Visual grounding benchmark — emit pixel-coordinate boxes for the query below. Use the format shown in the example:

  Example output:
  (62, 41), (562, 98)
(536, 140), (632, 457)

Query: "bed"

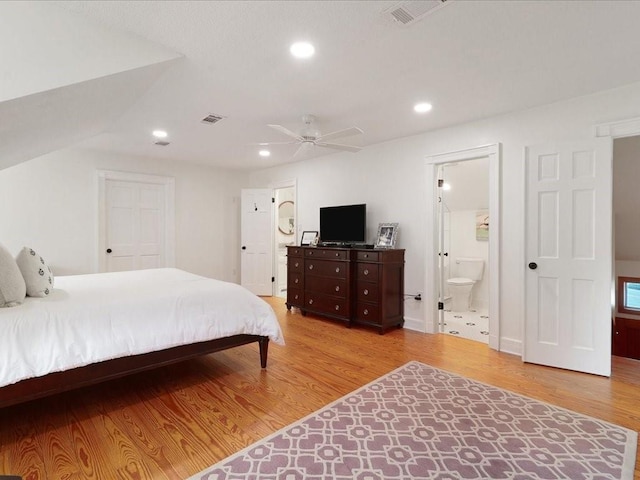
(0, 268), (284, 409)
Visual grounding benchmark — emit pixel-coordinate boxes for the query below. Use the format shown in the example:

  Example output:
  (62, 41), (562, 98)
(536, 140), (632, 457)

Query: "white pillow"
(0, 243), (26, 307)
(16, 247), (54, 297)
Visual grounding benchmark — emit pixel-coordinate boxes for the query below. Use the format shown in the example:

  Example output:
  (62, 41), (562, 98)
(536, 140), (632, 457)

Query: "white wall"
(0, 148), (247, 281)
(249, 80), (640, 355)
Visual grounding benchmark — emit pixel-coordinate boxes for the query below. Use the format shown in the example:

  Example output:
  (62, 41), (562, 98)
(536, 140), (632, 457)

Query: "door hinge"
(271, 276), (275, 282)
(438, 179), (444, 187)
(438, 302), (444, 310)
(272, 197), (275, 203)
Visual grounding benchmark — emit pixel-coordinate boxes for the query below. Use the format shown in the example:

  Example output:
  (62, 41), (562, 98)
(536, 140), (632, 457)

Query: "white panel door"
(525, 140), (612, 376)
(105, 180), (165, 272)
(240, 188), (273, 295)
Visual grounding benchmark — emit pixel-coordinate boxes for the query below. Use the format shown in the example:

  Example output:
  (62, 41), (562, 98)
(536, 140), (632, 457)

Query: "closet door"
(98, 171), (174, 273)
(105, 180), (165, 272)
(524, 140), (612, 376)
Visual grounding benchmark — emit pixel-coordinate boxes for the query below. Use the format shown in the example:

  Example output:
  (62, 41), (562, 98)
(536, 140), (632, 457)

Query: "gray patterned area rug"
(190, 361), (637, 479)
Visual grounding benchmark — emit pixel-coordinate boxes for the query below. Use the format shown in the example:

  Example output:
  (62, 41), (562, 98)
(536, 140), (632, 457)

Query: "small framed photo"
(301, 230), (318, 246)
(375, 223), (398, 249)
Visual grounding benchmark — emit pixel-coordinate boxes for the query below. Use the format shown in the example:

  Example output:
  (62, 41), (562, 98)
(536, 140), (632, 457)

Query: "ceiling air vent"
(201, 114), (225, 125)
(154, 140), (170, 146)
(384, 0), (450, 26)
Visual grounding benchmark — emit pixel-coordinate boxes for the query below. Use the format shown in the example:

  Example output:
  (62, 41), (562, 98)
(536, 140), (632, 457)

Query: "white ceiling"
(28, 1), (640, 170)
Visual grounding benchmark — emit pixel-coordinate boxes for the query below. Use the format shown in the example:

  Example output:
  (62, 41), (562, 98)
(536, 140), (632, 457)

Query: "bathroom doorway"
(424, 143), (500, 350)
(273, 184), (296, 298)
(437, 158), (490, 343)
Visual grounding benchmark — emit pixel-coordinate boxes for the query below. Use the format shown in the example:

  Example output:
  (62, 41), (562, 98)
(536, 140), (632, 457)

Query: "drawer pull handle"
(364, 269), (369, 275)
(294, 294), (299, 300)
(309, 299), (314, 305)
(335, 253), (339, 257)
(335, 305), (340, 311)
(364, 309), (369, 315)
(364, 254), (369, 258)
(364, 289), (369, 295)
(295, 262), (299, 267)
(335, 286), (340, 292)
(309, 251), (313, 255)
(309, 264), (314, 270)
(335, 267), (340, 273)
(294, 278), (299, 284)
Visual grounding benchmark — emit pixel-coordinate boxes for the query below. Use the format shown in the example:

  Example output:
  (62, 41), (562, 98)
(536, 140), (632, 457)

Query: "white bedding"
(0, 268), (284, 388)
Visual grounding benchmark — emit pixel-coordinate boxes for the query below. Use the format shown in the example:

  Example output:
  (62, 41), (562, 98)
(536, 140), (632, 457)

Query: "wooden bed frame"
(0, 334), (269, 409)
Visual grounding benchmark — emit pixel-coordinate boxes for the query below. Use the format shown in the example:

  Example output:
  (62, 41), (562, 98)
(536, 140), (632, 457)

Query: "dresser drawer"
(288, 257), (304, 272)
(305, 293), (349, 317)
(356, 282), (379, 302)
(355, 303), (380, 323)
(305, 248), (348, 260)
(287, 288), (303, 305)
(356, 251), (380, 262)
(357, 263), (379, 280)
(288, 247), (303, 257)
(306, 259), (348, 278)
(306, 276), (347, 298)
(288, 272), (304, 288)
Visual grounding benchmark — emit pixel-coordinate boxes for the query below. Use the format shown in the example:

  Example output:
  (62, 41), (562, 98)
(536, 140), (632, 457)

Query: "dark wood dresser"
(286, 246), (404, 334)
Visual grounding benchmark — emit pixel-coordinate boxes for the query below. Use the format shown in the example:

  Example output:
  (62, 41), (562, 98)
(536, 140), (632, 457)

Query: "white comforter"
(0, 268), (284, 388)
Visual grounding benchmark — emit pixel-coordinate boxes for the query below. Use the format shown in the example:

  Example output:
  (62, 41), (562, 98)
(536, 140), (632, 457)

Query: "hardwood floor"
(1, 297), (639, 479)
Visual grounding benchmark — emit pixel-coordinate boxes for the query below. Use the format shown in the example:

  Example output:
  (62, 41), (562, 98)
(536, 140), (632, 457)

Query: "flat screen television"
(319, 203), (366, 244)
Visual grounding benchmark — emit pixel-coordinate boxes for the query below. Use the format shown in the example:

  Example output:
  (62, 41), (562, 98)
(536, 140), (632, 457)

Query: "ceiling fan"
(258, 115), (363, 158)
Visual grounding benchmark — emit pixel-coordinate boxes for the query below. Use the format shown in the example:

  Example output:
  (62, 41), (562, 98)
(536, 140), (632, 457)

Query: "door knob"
(528, 262), (537, 270)
(106, 248), (112, 254)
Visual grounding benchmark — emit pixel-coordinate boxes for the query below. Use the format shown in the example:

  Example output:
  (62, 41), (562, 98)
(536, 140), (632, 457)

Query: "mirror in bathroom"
(278, 200), (295, 235)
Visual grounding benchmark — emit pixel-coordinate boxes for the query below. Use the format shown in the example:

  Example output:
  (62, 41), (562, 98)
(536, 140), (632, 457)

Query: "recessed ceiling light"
(259, 150), (271, 157)
(414, 102), (433, 113)
(290, 42), (315, 59)
(152, 130), (168, 138)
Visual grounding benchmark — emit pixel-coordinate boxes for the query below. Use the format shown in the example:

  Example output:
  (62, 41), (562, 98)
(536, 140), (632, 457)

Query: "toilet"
(447, 258), (484, 312)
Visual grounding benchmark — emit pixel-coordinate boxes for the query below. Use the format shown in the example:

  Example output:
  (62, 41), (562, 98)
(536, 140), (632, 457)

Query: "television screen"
(319, 204), (366, 244)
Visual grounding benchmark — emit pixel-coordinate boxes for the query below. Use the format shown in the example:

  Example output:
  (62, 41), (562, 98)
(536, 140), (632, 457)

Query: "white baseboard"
(403, 316), (426, 333)
(498, 336), (522, 356)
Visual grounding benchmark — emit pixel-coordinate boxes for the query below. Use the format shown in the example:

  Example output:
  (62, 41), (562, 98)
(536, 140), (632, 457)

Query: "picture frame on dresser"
(375, 223), (398, 249)
(300, 230), (318, 246)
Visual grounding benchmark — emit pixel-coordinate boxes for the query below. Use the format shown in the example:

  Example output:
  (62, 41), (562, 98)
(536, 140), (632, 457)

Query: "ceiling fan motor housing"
(300, 115), (320, 140)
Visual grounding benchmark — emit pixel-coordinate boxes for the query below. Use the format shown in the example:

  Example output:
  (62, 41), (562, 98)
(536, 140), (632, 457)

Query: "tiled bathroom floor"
(440, 308), (489, 343)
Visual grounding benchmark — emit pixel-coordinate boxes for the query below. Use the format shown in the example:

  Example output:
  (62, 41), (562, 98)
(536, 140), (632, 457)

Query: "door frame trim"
(270, 179), (297, 297)
(425, 144), (501, 350)
(97, 170), (175, 272)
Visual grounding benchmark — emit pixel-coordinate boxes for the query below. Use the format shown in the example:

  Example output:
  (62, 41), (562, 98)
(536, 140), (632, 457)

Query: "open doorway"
(612, 135), (640, 359)
(273, 185), (296, 298)
(438, 158), (490, 343)
(424, 144), (500, 351)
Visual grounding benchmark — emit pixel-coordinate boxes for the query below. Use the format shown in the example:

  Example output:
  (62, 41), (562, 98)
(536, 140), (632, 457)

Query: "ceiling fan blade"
(292, 142), (314, 159)
(316, 142), (362, 153)
(317, 126), (363, 142)
(251, 141), (298, 146)
(268, 124), (303, 141)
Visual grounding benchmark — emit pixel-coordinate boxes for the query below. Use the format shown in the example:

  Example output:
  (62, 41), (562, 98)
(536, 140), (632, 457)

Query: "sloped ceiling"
(5, 1), (640, 171)
(0, 2), (181, 170)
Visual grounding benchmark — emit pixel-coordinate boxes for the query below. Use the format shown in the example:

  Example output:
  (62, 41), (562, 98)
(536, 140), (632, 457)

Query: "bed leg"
(258, 337), (269, 368)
